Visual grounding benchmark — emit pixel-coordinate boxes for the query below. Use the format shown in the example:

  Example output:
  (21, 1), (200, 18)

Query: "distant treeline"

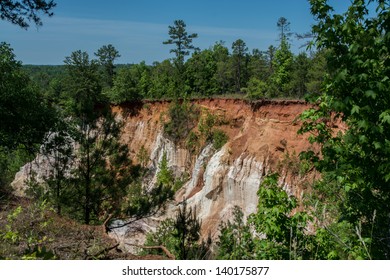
(23, 45), (326, 104)
(21, 17), (327, 103)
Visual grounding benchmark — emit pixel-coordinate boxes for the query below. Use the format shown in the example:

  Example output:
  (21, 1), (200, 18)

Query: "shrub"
(244, 77), (269, 100)
(212, 129), (228, 150)
(163, 101), (199, 145)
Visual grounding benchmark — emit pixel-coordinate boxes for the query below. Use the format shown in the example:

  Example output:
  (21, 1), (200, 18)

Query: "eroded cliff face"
(13, 99), (318, 248)
(109, 99), (317, 246)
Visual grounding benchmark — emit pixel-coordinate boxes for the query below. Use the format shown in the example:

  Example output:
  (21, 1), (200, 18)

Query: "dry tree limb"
(88, 243), (120, 259)
(102, 213), (114, 234)
(125, 243), (175, 260)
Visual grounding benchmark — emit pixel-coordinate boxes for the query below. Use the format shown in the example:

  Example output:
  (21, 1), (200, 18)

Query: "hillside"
(12, 98), (327, 253)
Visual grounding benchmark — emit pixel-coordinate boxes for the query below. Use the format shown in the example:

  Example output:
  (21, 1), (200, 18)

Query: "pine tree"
(61, 50), (134, 224)
(174, 199), (201, 260)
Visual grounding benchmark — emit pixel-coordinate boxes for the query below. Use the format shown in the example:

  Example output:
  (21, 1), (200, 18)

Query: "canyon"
(12, 98), (321, 250)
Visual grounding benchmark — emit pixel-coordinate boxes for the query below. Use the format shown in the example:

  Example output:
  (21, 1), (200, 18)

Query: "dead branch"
(125, 243), (175, 260)
(89, 243), (120, 259)
(102, 213), (113, 234)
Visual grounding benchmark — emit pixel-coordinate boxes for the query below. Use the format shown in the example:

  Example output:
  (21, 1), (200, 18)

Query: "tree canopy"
(299, 0), (390, 259)
(0, 0), (56, 29)
(163, 19), (199, 68)
(0, 42), (56, 151)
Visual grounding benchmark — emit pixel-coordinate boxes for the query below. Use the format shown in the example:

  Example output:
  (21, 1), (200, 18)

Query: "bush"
(106, 68), (142, 103)
(0, 201), (56, 260)
(163, 101), (199, 145)
(185, 131), (200, 154)
(212, 129), (228, 150)
(198, 112), (216, 141)
(244, 77), (268, 100)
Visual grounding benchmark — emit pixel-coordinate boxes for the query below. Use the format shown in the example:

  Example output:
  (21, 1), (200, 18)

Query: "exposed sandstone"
(13, 99), (317, 249)
(109, 99), (316, 245)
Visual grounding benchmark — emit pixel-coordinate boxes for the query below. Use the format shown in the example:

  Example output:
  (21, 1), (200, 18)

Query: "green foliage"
(244, 77), (269, 99)
(156, 152), (175, 190)
(163, 19), (198, 69)
(0, 146), (33, 197)
(123, 180), (174, 220)
(185, 48), (219, 96)
(197, 111), (229, 150)
(22, 65), (66, 96)
(0, 201), (56, 260)
(216, 206), (255, 260)
(17, 25), (329, 101)
(0, 42), (56, 151)
(163, 100), (200, 145)
(157, 152), (188, 193)
(122, 153), (175, 220)
(68, 116), (135, 224)
(216, 174), (312, 260)
(231, 39), (249, 92)
(0, 42), (57, 197)
(136, 145), (149, 168)
(39, 49), (137, 225)
(29, 121), (75, 215)
(212, 41), (233, 94)
(144, 199), (212, 260)
(248, 173), (311, 259)
(63, 50), (104, 119)
(290, 52), (310, 98)
(198, 111), (217, 140)
(185, 131), (200, 154)
(148, 60), (176, 98)
(305, 50), (327, 95)
(107, 67), (142, 103)
(174, 199), (212, 260)
(94, 44), (121, 88)
(163, 19), (199, 96)
(143, 218), (177, 256)
(247, 49), (269, 81)
(0, 0), (56, 29)
(298, 0), (390, 259)
(269, 38), (294, 97)
(173, 199), (201, 259)
(212, 129), (228, 150)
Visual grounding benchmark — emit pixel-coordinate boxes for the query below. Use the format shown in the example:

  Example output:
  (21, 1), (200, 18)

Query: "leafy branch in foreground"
(143, 199), (212, 260)
(298, 0), (390, 259)
(217, 174), (311, 260)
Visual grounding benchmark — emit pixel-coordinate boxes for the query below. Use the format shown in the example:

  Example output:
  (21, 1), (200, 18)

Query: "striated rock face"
(13, 99), (317, 246)
(110, 99), (316, 243)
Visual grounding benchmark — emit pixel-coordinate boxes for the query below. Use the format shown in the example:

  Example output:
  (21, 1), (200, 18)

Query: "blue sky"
(1, 0), (352, 65)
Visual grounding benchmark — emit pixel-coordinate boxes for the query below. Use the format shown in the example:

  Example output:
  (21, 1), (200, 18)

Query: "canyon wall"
(110, 99), (317, 247)
(13, 98), (319, 248)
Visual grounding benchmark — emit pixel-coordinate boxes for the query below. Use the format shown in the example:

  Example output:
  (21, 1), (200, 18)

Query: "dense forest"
(21, 22), (325, 103)
(1, 0), (390, 260)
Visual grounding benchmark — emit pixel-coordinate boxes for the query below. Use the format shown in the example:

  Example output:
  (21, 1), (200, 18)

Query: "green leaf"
(379, 112), (390, 124)
(335, 69), (348, 82)
(351, 105), (360, 115)
(364, 90), (376, 99)
(359, 135), (368, 143)
(357, 119), (369, 130)
(373, 141), (382, 150)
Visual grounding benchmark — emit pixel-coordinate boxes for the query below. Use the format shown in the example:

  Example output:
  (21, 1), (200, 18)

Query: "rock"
(13, 99), (316, 247)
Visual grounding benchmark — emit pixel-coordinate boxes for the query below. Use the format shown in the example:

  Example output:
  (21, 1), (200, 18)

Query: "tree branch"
(125, 243), (175, 260)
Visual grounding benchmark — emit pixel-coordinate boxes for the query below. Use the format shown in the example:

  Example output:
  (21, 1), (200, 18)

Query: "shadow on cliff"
(249, 99), (307, 112)
(118, 100), (144, 118)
